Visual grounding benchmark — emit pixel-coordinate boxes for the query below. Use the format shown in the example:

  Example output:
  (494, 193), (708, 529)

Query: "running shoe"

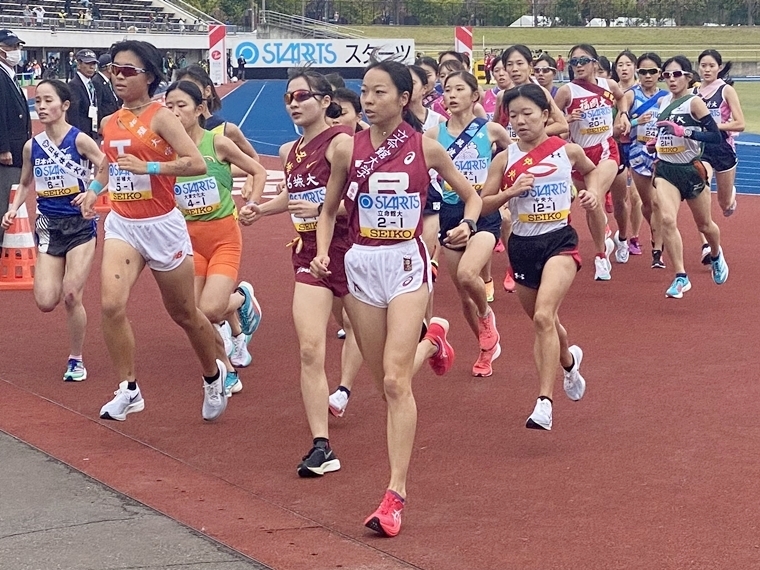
(202, 360), (228, 421)
(236, 281), (262, 336)
(329, 389), (349, 417)
(710, 248), (729, 285)
(503, 269), (516, 293)
(337, 328), (346, 339)
(493, 238), (505, 253)
(628, 237), (642, 256)
(484, 279), (495, 303)
(100, 381), (145, 421)
(701, 244), (712, 266)
(230, 333), (252, 368)
(526, 398), (552, 430)
(224, 370), (243, 397)
(297, 442), (341, 477)
(425, 317), (455, 376)
(215, 322), (234, 358)
(472, 343), (501, 377)
(613, 231), (629, 264)
(651, 250), (666, 269)
(665, 275), (692, 299)
(430, 259), (439, 283)
(364, 490), (405, 537)
(604, 190), (613, 214)
(477, 308), (499, 351)
(723, 186), (737, 217)
(594, 255), (611, 281)
(563, 345), (586, 401)
(63, 358), (87, 382)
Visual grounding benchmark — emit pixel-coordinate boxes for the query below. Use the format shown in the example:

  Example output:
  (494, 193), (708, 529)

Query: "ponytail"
(403, 106), (424, 133)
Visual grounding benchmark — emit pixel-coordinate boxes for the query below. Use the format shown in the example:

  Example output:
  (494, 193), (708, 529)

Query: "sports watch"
(460, 218), (477, 236)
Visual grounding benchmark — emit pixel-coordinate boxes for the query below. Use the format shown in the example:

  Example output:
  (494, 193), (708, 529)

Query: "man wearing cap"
(0, 29), (32, 246)
(67, 48), (101, 140)
(92, 53), (119, 122)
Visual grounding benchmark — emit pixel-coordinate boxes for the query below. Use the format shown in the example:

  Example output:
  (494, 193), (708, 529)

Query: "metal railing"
(2, 15), (207, 34)
(260, 10), (365, 39)
(154, 0), (221, 25)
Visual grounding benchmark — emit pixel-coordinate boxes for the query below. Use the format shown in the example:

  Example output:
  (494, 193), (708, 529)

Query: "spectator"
(78, 10), (86, 28)
(237, 55), (245, 80)
(56, 9), (68, 29)
(65, 51), (76, 81)
(84, 9), (93, 29)
(33, 5), (46, 27)
(179, 19), (186, 34)
(64, 0), (72, 15)
(91, 3), (101, 26)
(556, 54), (566, 81)
(67, 48), (100, 139)
(92, 53), (119, 120)
(23, 5), (33, 27)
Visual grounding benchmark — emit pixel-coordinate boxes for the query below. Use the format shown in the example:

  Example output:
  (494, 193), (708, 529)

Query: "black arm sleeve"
(689, 114), (722, 144)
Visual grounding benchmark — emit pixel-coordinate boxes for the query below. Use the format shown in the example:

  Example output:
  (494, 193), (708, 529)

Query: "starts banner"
(231, 39), (415, 68)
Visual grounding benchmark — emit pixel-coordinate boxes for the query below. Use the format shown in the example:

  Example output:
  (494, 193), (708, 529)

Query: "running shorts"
(508, 225), (581, 290)
(654, 160), (708, 202)
(186, 215), (242, 280)
(35, 214), (96, 257)
(292, 235), (350, 298)
(439, 200), (501, 250)
(701, 138), (738, 173)
(573, 138), (620, 181)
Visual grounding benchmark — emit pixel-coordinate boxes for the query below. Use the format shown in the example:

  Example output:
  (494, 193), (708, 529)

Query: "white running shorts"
(344, 240), (431, 309)
(104, 208), (193, 272)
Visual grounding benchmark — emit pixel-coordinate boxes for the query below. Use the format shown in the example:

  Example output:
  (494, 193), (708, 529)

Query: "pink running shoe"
(472, 343), (502, 377)
(503, 269), (516, 292)
(628, 237), (642, 255)
(477, 309), (500, 351)
(493, 238), (505, 253)
(424, 317), (455, 376)
(364, 490), (405, 537)
(604, 191), (613, 214)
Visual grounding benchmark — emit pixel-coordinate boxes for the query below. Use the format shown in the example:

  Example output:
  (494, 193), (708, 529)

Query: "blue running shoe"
(665, 275), (692, 299)
(236, 281), (262, 336)
(711, 249), (729, 285)
(63, 358), (87, 382)
(224, 370), (243, 397)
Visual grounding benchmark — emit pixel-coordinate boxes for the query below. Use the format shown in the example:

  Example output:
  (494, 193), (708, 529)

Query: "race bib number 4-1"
(174, 177), (222, 216)
(108, 163), (152, 202)
(290, 187), (325, 232)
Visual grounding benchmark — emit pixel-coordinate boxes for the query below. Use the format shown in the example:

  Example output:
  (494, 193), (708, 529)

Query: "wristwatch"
(682, 127), (694, 138)
(460, 218), (477, 236)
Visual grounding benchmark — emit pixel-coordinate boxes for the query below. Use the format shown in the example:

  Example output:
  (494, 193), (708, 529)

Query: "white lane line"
(238, 83), (267, 129)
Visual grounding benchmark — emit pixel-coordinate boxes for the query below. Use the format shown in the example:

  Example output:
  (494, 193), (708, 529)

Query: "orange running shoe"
(364, 490), (405, 537)
(472, 343), (502, 377)
(503, 269), (516, 292)
(424, 317), (455, 375)
(477, 308), (499, 351)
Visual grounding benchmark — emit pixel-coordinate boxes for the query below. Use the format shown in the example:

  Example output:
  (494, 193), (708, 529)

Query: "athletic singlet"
(436, 119), (491, 204)
(424, 92), (450, 119)
(285, 125), (353, 243)
(205, 114), (225, 132)
(422, 108), (444, 132)
(566, 77), (615, 147)
(32, 127), (88, 217)
(630, 85), (667, 144)
(482, 87), (500, 121)
(655, 94), (703, 164)
(697, 80), (736, 148)
(505, 140), (573, 237)
(344, 123), (429, 246)
(103, 103), (178, 219)
(175, 130), (234, 222)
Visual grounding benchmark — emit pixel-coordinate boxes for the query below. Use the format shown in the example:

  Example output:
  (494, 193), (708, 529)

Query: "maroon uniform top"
(344, 123), (429, 246)
(285, 125), (353, 247)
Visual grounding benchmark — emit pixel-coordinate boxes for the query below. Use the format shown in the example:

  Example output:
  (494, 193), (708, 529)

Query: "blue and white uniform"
(628, 85), (667, 177)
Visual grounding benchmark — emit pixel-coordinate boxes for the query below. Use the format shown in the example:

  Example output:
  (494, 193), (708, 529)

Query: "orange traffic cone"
(0, 185), (36, 291)
(94, 191), (111, 214)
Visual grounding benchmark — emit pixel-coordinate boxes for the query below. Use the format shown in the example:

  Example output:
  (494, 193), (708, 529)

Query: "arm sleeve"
(689, 114), (722, 144)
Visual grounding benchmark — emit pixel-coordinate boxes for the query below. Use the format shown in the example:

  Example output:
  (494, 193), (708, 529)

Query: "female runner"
(482, 56), (512, 119)
(331, 87), (369, 131)
(533, 54), (560, 98)
(425, 70), (510, 377)
(1, 79), (107, 382)
(622, 52), (668, 267)
(554, 44), (631, 281)
(166, 80), (267, 396)
(481, 84), (597, 430)
(652, 55), (728, 298)
(311, 60), (480, 537)
(90, 40), (228, 422)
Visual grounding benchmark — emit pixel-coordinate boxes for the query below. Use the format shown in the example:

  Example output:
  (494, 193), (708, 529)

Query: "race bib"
(290, 186), (325, 232)
(357, 192), (421, 240)
(517, 199), (571, 223)
(108, 162), (153, 202)
(656, 135), (685, 155)
(34, 164), (81, 198)
(580, 105), (613, 136)
(174, 176), (221, 216)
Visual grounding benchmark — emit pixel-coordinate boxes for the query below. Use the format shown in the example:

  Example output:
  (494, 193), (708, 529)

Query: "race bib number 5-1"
(358, 172), (421, 240)
(108, 163), (152, 202)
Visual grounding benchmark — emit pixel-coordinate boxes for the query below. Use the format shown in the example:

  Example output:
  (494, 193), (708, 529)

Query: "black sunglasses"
(637, 68), (660, 76)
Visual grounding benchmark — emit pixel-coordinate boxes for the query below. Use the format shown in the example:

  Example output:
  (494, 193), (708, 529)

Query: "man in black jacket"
(0, 29), (32, 246)
(67, 48), (100, 140)
(92, 53), (119, 122)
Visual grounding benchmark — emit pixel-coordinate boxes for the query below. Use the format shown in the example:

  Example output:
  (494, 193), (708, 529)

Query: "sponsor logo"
(403, 256), (412, 272)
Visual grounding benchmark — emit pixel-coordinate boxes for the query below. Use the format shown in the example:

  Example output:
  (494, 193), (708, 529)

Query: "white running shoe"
(230, 333), (252, 367)
(594, 256), (611, 281)
(337, 329), (346, 339)
(329, 389), (349, 418)
(526, 398), (552, 430)
(613, 231), (629, 264)
(215, 322), (234, 358)
(563, 345), (586, 401)
(202, 360), (228, 421)
(100, 381), (145, 421)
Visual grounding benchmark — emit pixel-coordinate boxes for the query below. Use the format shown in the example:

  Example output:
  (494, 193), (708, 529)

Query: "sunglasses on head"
(637, 68), (660, 76)
(284, 89), (323, 105)
(569, 56), (596, 67)
(533, 66), (557, 74)
(109, 64), (147, 77)
(661, 70), (690, 79)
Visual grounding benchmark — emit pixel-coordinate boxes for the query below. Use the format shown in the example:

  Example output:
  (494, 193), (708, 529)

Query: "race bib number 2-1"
(358, 172), (421, 240)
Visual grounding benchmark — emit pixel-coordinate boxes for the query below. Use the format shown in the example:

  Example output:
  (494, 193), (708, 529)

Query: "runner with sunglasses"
(90, 40), (229, 422)
(651, 55), (728, 298)
(165, 80), (267, 397)
(554, 44), (631, 281)
(241, 70), (363, 476)
(695, 49), (745, 261)
(621, 53), (668, 268)
(533, 54), (559, 98)
(311, 60), (480, 537)
(480, 83), (597, 431)
(1, 79), (108, 383)
(425, 70), (511, 377)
